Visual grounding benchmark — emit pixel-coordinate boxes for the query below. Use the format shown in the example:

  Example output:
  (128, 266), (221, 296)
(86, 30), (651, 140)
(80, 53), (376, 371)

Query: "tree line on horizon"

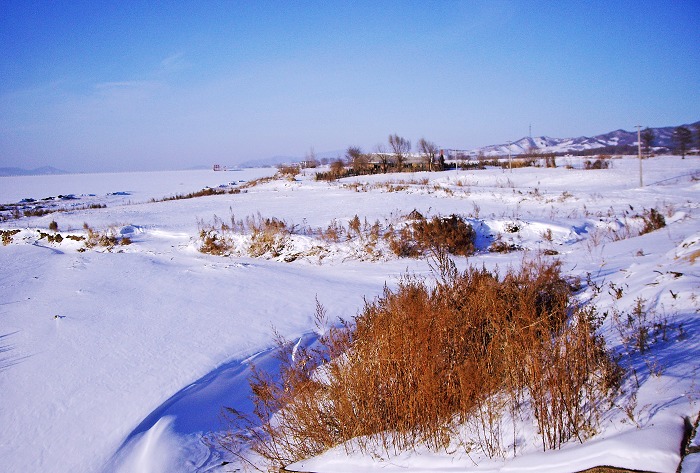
(637, 124), (697, 159)
(280, 124), (699, 180)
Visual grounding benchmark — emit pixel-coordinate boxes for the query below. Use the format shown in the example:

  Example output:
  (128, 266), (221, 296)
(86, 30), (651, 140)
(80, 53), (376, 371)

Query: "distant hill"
(463, 121), (699, 157)
(0, 166), (68, 177)
(243, 123), (699, 167)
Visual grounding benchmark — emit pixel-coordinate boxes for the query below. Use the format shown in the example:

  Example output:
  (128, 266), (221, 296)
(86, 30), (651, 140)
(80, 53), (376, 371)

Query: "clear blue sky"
(1, 1), (698, 172)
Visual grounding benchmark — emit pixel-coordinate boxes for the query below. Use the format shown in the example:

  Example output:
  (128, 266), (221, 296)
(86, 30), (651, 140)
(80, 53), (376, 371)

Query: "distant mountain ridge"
(466, 121), (699, 157)
(0, 166), (68, 177)
(244, 122), (699, 167)
(6, 122), (696, 174)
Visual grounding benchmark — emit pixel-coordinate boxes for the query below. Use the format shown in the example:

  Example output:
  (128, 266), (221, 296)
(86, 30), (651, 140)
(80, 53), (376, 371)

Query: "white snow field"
(1, 156), (699, 473)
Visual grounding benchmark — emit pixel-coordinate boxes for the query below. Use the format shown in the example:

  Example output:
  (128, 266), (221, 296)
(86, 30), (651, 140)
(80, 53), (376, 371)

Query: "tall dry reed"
(218, 254), (621, 469)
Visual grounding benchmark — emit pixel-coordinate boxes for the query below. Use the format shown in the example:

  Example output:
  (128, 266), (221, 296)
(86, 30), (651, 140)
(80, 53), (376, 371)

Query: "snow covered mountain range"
(465, 120), (699, 157)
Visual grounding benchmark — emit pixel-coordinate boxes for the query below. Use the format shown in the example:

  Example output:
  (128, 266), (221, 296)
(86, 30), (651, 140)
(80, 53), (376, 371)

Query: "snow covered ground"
(1, 156), (699, 473)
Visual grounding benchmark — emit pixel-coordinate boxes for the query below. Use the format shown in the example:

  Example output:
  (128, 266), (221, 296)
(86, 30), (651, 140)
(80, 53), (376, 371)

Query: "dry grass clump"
(277, 164), (300, 178)
(503, 158), (535, 169)
(387, 214), (476, 257)
(155, 186), (229, 202)
(1, 229), (21, 245)
(239, 176), (277, 190)
(197, 211), (477, 261)
(248, 217), (290, 258)
(199, 229), (235, 256)
(85, 227), (118, 248)
(154, 176), (278, 203)
(640, 208), (666, 235)
(584, 157), (611, 170)
(38, 230), (64, 243)
(198, 213), (291, 258)
(585, 206), (669, 252)
(1, 202), (106, 222)
(80, 225), (131, 250)
(1, 227), (127, 249)
(489, 239), (521, 253)
(219, 256), (620, 469)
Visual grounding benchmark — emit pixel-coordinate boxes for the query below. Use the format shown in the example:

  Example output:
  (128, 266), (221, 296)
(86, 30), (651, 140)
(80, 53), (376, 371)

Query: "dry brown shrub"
(388, 214), (476, 257)
(640, 208), (666, 235)
(277, 164), (300, 178)
(584, 157), (611, 170)
(248, 215), (290, 258)
(1, 229), (21, 245)
(218, 256), (620, 469)
(347, 215), (361, 235)
(197, 213), (291, 257)
(505, 158), (534, 169)
(84, 227), (119, 249)
(199, 229), (234, 255)
(320, 220), (344, 243)
(387, 224), (420, 257)
(241, 176), (276, 189)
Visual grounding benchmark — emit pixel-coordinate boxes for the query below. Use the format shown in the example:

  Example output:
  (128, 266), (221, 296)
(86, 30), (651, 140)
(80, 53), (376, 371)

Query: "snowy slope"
(1, 156), (699, 472)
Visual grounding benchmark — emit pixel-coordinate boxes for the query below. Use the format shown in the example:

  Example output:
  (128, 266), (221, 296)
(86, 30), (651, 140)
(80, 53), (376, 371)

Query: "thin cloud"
(94, 80), (161, 90)
(159, 52), (189, 74)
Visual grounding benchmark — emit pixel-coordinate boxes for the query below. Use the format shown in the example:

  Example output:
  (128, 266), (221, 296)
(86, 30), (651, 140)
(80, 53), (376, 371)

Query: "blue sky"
(1, 1), (698, 172)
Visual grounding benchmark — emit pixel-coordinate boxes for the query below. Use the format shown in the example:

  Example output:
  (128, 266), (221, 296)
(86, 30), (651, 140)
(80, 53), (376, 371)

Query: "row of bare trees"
(311, 124), (699, 179)
(316, 134), (446, 180)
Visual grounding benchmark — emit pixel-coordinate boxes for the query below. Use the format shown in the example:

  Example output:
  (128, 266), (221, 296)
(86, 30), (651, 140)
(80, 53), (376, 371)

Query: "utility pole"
(636, 125), (643, 187)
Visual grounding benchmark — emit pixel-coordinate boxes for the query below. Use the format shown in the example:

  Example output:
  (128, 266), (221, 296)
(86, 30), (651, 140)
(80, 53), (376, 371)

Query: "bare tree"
(375, 144), (392, 173)
(388, 134), (411, 171)
(346, 146), (368, 174)
(417, 138), (438, 171)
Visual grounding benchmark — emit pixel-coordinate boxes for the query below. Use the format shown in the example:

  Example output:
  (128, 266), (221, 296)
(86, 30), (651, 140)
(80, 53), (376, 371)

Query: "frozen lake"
(0, 168), (276, 205)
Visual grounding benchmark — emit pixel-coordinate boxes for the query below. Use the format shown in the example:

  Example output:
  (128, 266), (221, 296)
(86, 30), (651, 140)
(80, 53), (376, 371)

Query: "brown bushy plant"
(1, 229), (21, 245)
(248, 216), (290, 258)
(84, 227), (117, 248)
(218, 255), (620, 469)
(503, 158), (534, 169)
(640, 208), (666, 235)
(584, 157), (611, 170)
(199, 229), (234, 255)
(388, 214), (476, 257)
(277, 164), (300, 178)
